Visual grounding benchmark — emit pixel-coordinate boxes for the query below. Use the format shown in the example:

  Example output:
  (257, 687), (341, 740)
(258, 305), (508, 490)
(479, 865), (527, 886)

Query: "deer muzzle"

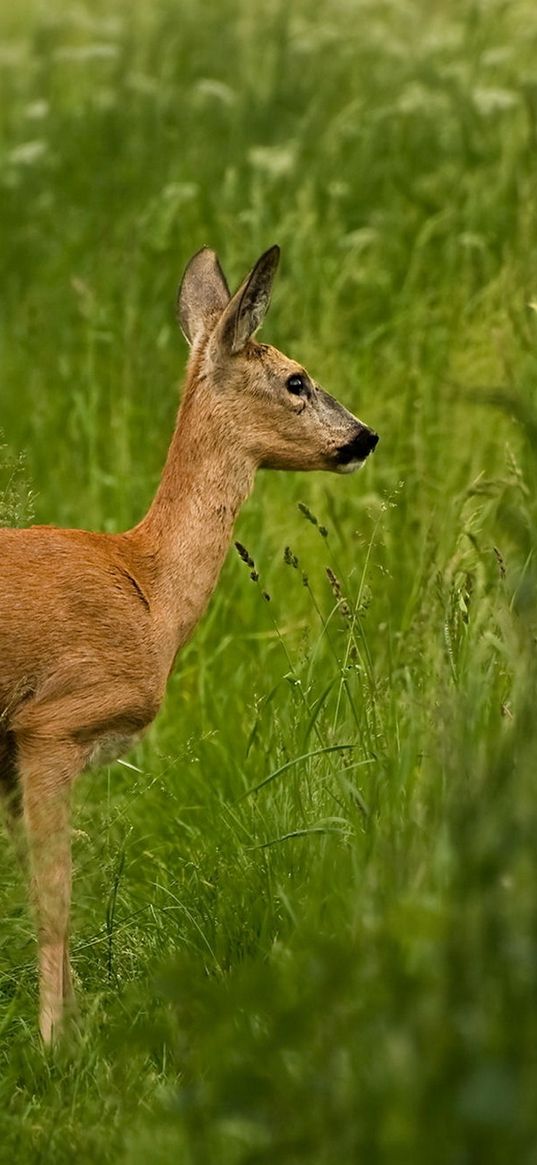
(335, 425), (379, 473)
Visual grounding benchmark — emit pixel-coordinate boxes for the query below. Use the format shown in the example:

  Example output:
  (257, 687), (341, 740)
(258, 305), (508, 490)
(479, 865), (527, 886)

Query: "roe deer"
(0, 245), (378, 1043)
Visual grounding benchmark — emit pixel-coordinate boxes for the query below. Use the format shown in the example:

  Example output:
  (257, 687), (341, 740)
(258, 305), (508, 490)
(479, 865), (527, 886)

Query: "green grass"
(1, 0), (537, 1160)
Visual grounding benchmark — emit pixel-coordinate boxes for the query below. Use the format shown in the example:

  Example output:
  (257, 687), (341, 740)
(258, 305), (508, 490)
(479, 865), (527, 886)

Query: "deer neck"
(132, 387), (255, 658)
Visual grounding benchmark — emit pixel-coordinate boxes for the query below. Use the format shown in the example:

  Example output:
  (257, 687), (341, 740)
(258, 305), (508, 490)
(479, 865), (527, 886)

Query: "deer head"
(177, 245), (379, 474)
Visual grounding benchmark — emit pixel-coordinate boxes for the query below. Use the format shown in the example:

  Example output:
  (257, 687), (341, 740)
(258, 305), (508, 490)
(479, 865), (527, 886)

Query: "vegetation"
(1, 0), (537, 1160)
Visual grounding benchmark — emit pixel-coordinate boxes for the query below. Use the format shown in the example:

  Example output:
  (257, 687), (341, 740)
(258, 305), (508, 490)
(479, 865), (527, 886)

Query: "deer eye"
(287, 374), (306, 395)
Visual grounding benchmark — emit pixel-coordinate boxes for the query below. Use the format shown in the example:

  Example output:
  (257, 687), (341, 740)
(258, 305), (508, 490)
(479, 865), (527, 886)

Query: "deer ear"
(177, 248), (231, 346)
(217, 245), (280, 355)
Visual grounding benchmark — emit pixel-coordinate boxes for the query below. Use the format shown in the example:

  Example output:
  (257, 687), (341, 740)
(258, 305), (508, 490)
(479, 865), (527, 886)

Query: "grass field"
(1, 0), (537, 1160)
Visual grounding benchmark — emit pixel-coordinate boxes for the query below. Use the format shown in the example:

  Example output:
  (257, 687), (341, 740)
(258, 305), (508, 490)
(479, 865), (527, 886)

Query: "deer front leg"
(18, 736), (82, 1045)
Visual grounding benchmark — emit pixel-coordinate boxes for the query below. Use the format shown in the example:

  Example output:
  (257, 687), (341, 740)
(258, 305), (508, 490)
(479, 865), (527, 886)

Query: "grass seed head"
(235, 541), (255, 570)
(284, 546), (299, 569)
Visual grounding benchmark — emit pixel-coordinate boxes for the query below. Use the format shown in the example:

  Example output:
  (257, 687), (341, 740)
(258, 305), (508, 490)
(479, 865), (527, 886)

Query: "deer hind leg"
(17, 734), (84, 1045)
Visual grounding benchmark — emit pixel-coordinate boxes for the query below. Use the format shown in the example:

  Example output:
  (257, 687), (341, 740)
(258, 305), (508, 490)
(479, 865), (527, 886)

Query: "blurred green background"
(1, 0), (537, 1161)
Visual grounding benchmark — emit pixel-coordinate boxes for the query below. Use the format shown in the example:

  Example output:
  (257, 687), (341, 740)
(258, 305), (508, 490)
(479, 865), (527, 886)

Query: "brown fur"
(0, 246), (377, 1042)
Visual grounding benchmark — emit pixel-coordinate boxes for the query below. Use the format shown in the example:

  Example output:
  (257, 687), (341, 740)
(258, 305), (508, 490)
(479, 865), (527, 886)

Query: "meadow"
(1, 0), (537, 1160)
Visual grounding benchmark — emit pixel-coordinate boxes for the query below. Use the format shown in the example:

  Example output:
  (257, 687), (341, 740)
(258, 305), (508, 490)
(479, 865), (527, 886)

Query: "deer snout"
(335, 425), (379, 473)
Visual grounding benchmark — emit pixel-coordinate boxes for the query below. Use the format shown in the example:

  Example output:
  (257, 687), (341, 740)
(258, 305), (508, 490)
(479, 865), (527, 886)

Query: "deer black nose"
(336, 426), (379, 465)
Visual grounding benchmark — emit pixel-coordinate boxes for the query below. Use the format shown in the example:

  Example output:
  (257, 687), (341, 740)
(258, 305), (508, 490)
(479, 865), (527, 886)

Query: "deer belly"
(85, 731), (140, 770)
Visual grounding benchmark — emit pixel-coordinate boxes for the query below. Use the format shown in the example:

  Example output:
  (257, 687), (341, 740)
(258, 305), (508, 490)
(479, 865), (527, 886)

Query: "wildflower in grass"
(249, 143), (297, 178)
(7, 140), (47, 166)
(25, 100), (49, 120)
